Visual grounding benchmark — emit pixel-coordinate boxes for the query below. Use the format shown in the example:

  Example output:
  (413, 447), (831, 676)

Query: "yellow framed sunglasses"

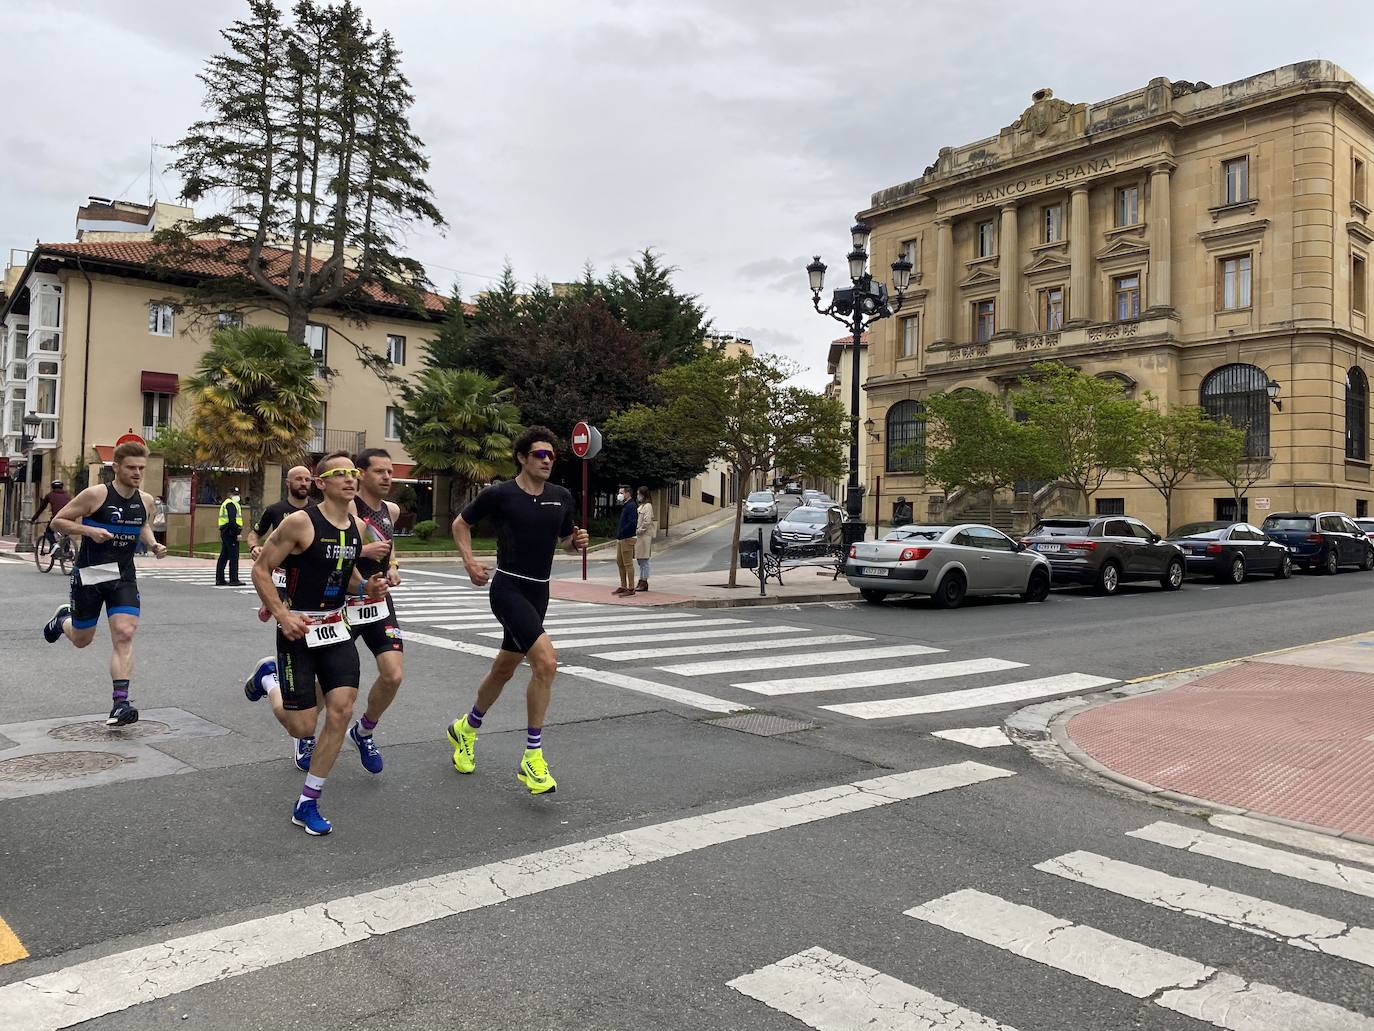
(318, 466), (362, 480)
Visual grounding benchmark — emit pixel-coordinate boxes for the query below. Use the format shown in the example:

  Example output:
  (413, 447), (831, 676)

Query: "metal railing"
(308, 427), (366, 455)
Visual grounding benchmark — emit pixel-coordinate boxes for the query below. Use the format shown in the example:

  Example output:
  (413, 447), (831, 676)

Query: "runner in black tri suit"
(246, 450), (388, 836)
(42, 440), (166, 726)
(345, 448), (405, 774)
(444, 426), (588, 796)
(246, 464), (314, 623)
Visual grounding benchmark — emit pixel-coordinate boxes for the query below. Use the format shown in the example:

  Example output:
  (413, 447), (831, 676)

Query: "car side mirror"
(1148, 533), (1161, 543)
(1015, 541), (1026, 551)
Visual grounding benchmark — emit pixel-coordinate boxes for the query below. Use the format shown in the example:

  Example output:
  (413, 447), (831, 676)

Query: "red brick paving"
(550, 578), (697, 607)
(1067, 661), (1374, 838)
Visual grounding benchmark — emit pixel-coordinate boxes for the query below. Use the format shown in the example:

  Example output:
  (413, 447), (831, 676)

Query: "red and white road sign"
(571, 421), (592, 458)
(114, 430), (147, 447)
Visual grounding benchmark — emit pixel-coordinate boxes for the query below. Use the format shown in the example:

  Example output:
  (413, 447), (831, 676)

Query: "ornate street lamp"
(1265, 378), (1283, 411)
(16, 412), (42, 553)
(808, 220), (911, 547)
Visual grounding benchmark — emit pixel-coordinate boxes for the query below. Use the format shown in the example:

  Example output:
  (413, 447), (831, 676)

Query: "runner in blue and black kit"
(445, 425), (588, 795)
(41, 440), (166, 726)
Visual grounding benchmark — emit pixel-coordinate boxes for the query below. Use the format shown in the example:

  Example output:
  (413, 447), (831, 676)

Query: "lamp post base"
(841, 519), (867, 550)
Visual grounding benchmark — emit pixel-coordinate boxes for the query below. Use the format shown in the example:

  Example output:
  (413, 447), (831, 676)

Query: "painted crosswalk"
(731, 818), (1374, 1029)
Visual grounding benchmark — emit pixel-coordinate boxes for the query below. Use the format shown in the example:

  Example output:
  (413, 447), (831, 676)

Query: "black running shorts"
(489, 570), (549, 654)
(351, 596), (404, 656)
(70, 572), (140, 630)
(276, 630), (361, 709)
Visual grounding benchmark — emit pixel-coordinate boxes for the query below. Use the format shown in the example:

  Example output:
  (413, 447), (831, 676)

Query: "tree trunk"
(1163, 489), (1173, 535)
(432, 471), (453, 528)
(286, 305), (308, 346)
(728, 468), (746, 587)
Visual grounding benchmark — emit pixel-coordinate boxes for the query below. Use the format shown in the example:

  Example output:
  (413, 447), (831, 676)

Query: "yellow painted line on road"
(0, 915), (29, 965)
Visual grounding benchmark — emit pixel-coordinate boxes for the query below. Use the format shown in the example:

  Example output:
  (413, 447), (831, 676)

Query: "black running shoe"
(106, 701), (139, 727)
(43, 604), (71, 644)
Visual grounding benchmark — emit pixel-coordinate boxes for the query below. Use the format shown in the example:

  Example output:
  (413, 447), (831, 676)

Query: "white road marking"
(1, 763), (1015, 1031)
(1209, 814), (1374, 871)
(906, 889), (1374, 1031)
(437, 612), (699, 631)
(824, 673), (1118, 719)
(404, 631), (500, 658)
(558, 666), (745, 712)
(557, 626), (810, 648)
(478, 617), (743, 640)
(930, 727), (1012, 748)
(1037, 850), (1374, 969)
(657, 643), (947, 677)
(1130, 821), (1374, 900)
(737, 658), (1025, 697)
(728, 946), (1019, 1030)
(592, 634), (871, 661)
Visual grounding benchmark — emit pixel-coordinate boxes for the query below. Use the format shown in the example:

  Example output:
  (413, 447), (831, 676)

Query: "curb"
(653, 590), (859, 609)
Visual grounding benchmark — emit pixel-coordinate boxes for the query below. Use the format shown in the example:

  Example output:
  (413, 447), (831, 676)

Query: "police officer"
(216, 486), (244, 586)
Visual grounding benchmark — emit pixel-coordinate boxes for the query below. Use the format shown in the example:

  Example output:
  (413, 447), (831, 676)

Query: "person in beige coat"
(634, 486), (656, 592)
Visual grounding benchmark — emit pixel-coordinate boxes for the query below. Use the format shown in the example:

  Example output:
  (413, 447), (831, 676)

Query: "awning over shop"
(140, 371), (179, 394)
(94, 445), (114, 462)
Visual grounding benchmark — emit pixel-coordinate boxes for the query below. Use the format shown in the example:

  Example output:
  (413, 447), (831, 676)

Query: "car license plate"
(1288, 546), (1298, 553)
(862, 566), (890, 576)
(1036, 543), (1060, 552)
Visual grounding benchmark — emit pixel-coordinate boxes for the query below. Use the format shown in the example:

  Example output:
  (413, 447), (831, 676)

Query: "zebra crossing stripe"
(556, 626), (810, 649)
(434, 613), (700, 632)
(656, 643), (947, 677)
(557, 666), (744, 713)
(1208, 814), (1374, 871)
(1037, 850), (1374, 969)
(477, 618), (743, 640)
(906, 889), (1374, 1031)
(1129, 822), (1374, 900)
(737, 658), (1025, 697)
(823, 673), (1117, 719)
(930, 727), (1012, 748)
(728, 946), (1019, 1030)
(591, 634), (872, 661)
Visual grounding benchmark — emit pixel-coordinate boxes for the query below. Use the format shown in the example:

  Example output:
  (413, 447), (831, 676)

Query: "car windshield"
(1358, 520), (1374, 532)
(1262, 516), (1315, 531)
(786, 509), (827, 525)
(747, 492), (773, 502)
(1171, 522), (1228, 539)
(885, 526), (945, 541)
(1028, 520), (1092, 537)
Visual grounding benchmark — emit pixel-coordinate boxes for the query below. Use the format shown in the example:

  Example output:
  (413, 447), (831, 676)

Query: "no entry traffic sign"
(571, 421), (602, 460)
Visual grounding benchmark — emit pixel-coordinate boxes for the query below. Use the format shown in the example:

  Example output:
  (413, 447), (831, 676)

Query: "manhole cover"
(710, 713), (819, 737)
(48, 720), (171, 743)
(0, 752), (127, 782)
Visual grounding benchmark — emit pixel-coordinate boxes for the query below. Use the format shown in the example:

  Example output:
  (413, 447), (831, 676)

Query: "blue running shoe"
(294, 735), (315, 772)
(349, 722), (383, 774)
(43, 604), (71, 644)
(244, 656), (275, 702)
(291, 798), (331, 836)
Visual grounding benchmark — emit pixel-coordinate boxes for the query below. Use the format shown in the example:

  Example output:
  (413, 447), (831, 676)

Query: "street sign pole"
(570, 421), (603, 582)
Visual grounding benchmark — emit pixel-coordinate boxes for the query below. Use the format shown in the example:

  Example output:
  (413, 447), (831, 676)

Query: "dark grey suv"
(1021, 516), (1186, 595)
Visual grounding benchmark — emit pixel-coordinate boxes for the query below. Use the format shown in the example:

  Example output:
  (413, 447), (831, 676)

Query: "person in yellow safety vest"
(216, 486), (245, 586)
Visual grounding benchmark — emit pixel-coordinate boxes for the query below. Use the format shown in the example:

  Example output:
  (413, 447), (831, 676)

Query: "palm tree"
(396, 368), (521, 524)
(184, 326), (323, 497)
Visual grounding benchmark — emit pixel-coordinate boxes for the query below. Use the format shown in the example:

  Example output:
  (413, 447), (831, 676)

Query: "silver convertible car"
(844, 523), (1053, 608)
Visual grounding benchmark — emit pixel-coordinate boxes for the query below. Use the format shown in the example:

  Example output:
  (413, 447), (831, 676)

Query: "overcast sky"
(5, 1), (1374, 387)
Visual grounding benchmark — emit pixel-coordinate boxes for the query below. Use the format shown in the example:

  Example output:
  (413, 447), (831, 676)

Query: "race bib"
(77, 562), (122, 586)
(271, 568), (287, 589)
(294, 609), (348, 649)
(345, 597), (387, 627)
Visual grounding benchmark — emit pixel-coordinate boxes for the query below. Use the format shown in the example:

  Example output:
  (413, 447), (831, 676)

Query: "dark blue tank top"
(77, 484), (146, 576)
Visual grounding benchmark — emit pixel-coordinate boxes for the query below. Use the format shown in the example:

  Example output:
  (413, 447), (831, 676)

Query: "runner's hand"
(85, 527), (114, 544)
(571, 528), (590, 551)
(364, 572), (389, 600)
(152, 543), (167, 559)
(361, 539), (391, 560)
(464, 560), (491, 587)
(250, 545), (263, 559)
(279, 612), (311, 641)
(386, 568), (401, 588)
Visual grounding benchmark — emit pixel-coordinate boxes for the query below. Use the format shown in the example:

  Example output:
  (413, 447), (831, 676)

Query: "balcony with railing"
(308, 427), (367, 455)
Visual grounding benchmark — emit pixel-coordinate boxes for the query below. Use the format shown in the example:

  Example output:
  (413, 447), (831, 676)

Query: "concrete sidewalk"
(551, 562), (858, 608)
(1061, 632), (1374, 843)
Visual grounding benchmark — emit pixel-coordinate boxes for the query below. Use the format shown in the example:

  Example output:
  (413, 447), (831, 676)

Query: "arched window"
(1348, 366), (1368, 460)
(1201, 363), (1270, 457)
(885, 400), (926, 473)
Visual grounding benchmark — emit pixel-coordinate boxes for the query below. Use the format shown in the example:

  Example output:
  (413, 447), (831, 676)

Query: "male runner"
(245, 450), (388, 835)
(247, 464), (314, 624)
(41, 441), (167, 725)
(445, 426), (588, 794)
(345, 447), (405, 774)
(31, 479), (72, 547)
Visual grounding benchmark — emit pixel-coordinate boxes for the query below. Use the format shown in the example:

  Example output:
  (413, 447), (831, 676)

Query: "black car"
(1167, 521), (1293, 583)
(769, 506), (842, 555)
(1260, 512), (1374, 574)
(1021, 515), (1185, 594)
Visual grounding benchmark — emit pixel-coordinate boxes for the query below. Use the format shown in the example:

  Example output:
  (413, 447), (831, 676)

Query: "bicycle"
(33, 525), (76, 575)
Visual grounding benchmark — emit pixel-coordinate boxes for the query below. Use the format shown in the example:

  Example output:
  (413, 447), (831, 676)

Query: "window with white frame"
(1043, 204), (1063, 243)
(973, 299), (996, 341)
(976, 221), (995, 258)
(142, 392), (173, 437)
(305, 323), (327, 364)
(216, 311), (242, 329)
(1114, 186), (1139, 227)
(1217, 254), (1252, 310)
(1223, 157), (1250, 205)
(1355, 155), (1367, 207)
(1040, 286), (1065, 331)
(309, 404), (326, 452)
(385, 405), (403, 441)
(900, 315), (919, 358)
(386, 333), (406, 365)
(900, 239), (919, 276)
(1113, 274), (1141, 321)
(148, 302), (174, 336)
(1354, 253), (1368, 316)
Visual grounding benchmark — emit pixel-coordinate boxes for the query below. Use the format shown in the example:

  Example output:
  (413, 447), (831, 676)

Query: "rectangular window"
(148, 303), (173, 336)
(1218, 254), (1253, 311)
(1115, 186), (1139, 227)
(900, 315), (919, 358)
(1043, 204), (1063, 243)
(973, 300), (996, 341)
(1359, 499), (1369, 518)
(1354, 254), (1367, 315)
(1356, 156), (1368, 206)
(1040, 287), (1065, 331)
(142, 392), (172, 437)
(1224, 157), (1250, 204)
(976, 220), (995, 258)
(309, 404), (326, 453)
(1113, 274), (1141, 321)
(305, 323), (327, 365)
(386, 333), (406, 365)
(384, 405), (402, 441)
(1095, 498), (1126, 516)
(216, 312), (242, 329)
(668, 482), (681, 506)
(680, 478), (692, 499)
(900, 239), (919, 275)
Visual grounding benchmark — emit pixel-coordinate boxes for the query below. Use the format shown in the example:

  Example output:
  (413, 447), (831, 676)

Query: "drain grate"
(48, 720), (171, 743)
(710, 713), (819, 737)
(0, 752), (128, 782)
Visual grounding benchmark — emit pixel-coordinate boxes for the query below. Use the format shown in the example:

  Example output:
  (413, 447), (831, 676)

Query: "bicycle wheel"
(34, 535), (55, 573)
(56, 538), (74, 576)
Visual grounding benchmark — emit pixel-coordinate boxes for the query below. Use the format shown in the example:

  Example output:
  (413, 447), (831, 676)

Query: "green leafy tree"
(160, 0), (444, 375)
(922, 390), (1055, 520)
(597, 405), (712, 494)
(601, 249), (711, 367)
(396, 368), (521, 525)
(423, 284), (469, 369)
(1011, 362), (1143, 511)
(183, 326), (323, 500)
(1133, 398), (1245, 532)
(1203, 429), (1272, 519)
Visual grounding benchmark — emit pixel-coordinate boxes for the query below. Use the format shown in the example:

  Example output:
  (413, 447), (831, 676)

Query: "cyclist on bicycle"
(32, 480), (71, 546)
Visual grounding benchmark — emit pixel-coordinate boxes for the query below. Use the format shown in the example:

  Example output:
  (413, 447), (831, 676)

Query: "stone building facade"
(860, 61), (1374, 531)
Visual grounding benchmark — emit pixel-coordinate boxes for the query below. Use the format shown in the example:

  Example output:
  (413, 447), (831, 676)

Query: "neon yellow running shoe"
(447, 715), (477, 774)
(517, 748), (557, 795)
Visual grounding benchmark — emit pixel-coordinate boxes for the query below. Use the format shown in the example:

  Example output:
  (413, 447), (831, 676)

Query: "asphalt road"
(1, 538), (1371, 1030)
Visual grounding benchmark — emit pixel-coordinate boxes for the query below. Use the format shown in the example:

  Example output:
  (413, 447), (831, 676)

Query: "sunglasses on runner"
(530, 449), (555, 461)
(318, 467), (362, 480)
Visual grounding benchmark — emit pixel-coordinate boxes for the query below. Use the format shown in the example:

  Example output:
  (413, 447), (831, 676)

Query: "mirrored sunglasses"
(318, 467), (362, 480)
(530, 449), (556, 461)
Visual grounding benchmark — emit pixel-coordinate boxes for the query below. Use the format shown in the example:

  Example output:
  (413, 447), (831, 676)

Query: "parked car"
(1021, 516), (1185, 594)
(743, 490), (779, 522)
(1166, 521), (1293, 583)
(770, 506), (842, 555)
(1355, 518), (1374, 542)
(846, 523), (1052, 608)
(1260, 512), (1374, 573)
(801, 489), (827, 508)
(783, 482), (803, 495)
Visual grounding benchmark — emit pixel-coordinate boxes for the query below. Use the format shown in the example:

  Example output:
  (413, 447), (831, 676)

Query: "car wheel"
(1161, 557), (1185, 591)
(1362, 547), (1374, 572)
(1095, 561), (1121, 595)
(860, 588), (886, 605)
(932, 570), (966, 609)
(1021, 567), (1051, 603)
(1219, 555), (1245, 585)
(1323, 548), (1339, 575)
(1275, 554), (1292, 579)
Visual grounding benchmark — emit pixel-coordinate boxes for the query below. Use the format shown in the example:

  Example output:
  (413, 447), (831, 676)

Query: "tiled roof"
(35, 239), (455, 316)
(830, 332), (870, 345)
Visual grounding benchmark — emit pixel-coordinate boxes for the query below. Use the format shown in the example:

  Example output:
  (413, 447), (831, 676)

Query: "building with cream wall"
(861, 60), (1374, 531)
(823, 332), (868, 509)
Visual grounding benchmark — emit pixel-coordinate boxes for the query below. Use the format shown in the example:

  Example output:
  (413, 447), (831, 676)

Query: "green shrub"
(413, 519), (439, 542)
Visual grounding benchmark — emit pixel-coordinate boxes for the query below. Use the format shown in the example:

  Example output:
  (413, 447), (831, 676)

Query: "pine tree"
(602, 249), (711, 367)
(423, 284), (469, 369)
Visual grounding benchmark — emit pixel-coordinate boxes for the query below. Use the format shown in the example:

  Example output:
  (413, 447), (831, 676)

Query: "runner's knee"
(529, 648), (557, 679)
(70, 629), (96, 648)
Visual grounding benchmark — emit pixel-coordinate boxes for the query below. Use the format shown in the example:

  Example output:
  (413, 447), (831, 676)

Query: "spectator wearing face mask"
(613, 485), (637, 597)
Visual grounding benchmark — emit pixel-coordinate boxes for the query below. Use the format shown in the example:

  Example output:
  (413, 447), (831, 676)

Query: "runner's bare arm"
(451, 514), (490, 586)
(253, 510), (312, 638)
(347, 567), (389, 600)
(51, 486), (112, 541)
(138, 491), (167, 558)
